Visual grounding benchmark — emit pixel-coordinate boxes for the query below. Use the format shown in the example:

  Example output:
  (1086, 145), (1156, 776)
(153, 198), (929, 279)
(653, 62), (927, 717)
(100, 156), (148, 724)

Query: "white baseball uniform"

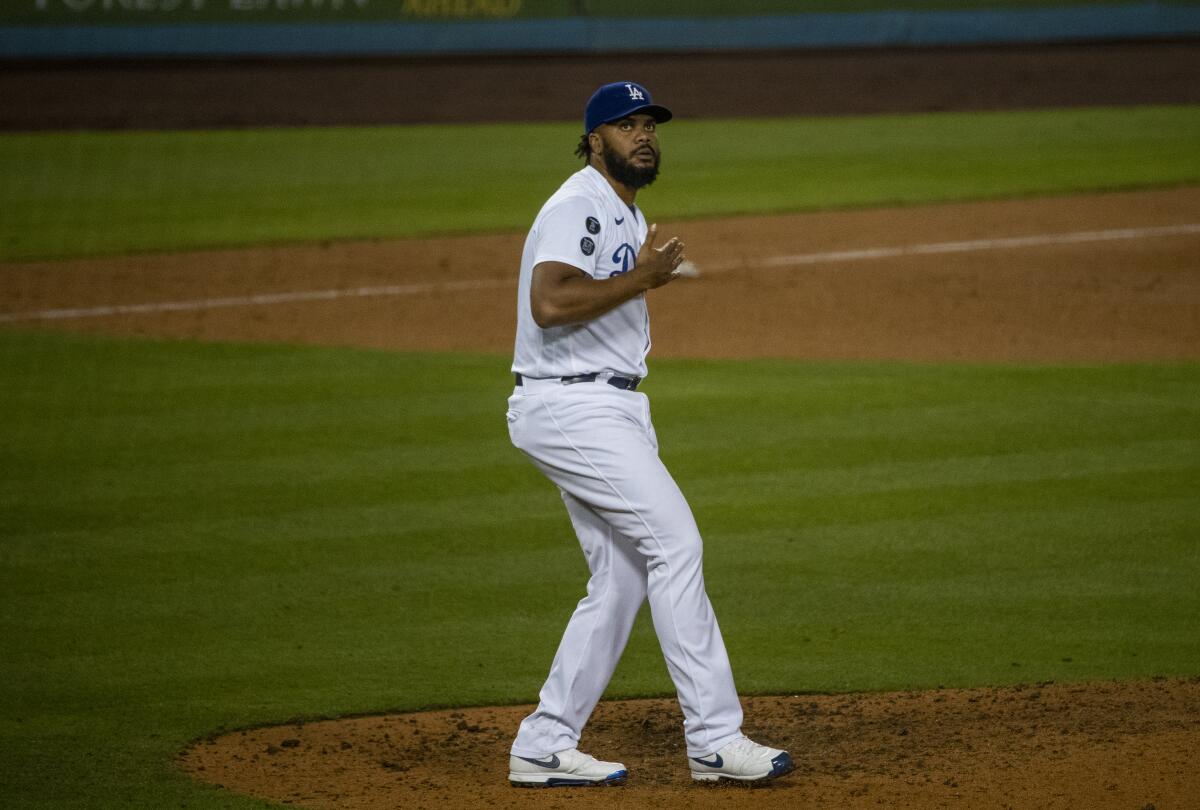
(507, 164), (745, 760)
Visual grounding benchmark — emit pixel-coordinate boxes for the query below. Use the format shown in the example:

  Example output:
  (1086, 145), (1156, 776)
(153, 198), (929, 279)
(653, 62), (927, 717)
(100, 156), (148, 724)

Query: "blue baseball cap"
(584, 81), (673, 134)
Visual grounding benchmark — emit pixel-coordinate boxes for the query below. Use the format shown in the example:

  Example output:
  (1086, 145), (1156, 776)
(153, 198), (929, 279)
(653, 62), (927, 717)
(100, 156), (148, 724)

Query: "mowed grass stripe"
(2, 105), (1198, 261)
(684, 439), (1198, 500)
(1, 331), (1198, 807)
(707, 495), (1199, 691)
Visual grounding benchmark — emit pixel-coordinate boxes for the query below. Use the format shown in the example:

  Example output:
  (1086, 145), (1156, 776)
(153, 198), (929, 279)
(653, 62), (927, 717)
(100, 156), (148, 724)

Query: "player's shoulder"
(536, 173), (604, 225)
(550, 168), (603, 203)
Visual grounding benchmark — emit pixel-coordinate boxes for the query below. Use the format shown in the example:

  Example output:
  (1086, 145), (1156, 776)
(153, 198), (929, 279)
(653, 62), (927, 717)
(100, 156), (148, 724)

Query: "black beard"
(601, 142), (660, 189)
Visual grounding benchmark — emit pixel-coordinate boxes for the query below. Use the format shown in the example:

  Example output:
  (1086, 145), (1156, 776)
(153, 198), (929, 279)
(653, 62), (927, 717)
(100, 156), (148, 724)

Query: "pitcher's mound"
(180, 678), (1199, 809)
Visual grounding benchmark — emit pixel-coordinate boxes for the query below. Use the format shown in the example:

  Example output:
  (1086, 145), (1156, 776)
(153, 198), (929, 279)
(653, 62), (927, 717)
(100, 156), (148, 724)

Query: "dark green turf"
(2, 105), (1197, 261)
(1, 330), (1198, 807)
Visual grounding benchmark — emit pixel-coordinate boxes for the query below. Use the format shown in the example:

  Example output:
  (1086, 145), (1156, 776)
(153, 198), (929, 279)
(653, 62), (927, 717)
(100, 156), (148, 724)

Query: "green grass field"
(1, 331), (1197, 808)
(2, 101), (1199, 807)
(2, 105), (1198, 261)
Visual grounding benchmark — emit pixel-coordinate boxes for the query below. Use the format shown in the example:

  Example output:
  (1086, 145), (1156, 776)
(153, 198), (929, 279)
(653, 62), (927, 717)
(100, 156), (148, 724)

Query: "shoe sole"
(691, 756), (797, 785)
(509, 770), (628, 788)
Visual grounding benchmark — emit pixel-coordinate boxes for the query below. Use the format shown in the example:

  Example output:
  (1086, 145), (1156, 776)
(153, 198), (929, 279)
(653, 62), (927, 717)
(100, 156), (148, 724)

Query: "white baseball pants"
(505, 378), (744, 760)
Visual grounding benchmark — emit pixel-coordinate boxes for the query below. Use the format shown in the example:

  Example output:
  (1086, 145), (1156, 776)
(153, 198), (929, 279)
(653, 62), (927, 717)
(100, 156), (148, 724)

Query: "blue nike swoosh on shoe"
(691, 753), (723, 768)
(518, 754), (561, 769)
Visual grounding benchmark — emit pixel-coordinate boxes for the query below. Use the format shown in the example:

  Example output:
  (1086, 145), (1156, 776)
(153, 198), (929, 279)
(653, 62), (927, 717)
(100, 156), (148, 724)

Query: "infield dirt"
(4, 186), (1199, 362)
(181, 679), (1199, 810)
(4, 41), (1199, 810)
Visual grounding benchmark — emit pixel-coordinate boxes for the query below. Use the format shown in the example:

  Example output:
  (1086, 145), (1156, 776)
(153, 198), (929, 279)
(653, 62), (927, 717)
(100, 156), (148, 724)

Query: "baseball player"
(505, 81), (795, 788)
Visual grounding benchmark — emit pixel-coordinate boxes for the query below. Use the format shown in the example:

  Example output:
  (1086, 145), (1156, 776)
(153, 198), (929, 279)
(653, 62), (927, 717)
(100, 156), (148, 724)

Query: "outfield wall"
(2, 1), (1198, 57)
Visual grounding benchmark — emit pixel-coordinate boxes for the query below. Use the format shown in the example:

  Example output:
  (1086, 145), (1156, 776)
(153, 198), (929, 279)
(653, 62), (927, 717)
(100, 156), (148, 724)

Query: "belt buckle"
(607, 376), (640, 391)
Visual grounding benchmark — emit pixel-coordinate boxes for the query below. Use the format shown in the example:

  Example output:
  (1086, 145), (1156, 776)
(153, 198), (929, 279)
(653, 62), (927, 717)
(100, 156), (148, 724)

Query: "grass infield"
(1, 330), (1198, 807)
(1, 105), (1198, 261)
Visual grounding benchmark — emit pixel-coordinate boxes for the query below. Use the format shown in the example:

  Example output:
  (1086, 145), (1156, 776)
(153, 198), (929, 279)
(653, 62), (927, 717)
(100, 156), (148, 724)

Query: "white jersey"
(511, 165), (651, 380)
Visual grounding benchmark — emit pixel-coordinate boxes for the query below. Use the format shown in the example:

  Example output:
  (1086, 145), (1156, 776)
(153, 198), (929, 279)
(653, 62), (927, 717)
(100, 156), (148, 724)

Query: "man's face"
(594, 114), (660, 189)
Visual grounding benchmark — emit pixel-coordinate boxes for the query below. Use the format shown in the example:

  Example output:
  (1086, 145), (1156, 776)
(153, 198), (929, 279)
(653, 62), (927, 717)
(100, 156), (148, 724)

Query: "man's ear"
(588, 131), (602, 158)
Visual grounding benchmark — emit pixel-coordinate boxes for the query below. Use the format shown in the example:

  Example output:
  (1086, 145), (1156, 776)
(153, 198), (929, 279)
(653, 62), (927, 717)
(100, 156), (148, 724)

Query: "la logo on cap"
(583, 81), (672, 134)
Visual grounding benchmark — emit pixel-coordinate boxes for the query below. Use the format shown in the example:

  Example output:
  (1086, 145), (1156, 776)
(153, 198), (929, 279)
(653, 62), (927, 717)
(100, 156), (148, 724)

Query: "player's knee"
(646, 533), (704, 572)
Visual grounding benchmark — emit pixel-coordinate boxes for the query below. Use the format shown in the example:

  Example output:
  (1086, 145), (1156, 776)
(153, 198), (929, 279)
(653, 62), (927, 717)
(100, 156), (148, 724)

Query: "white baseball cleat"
(508, 748), (628, 787)
(689, 736), (796, 783)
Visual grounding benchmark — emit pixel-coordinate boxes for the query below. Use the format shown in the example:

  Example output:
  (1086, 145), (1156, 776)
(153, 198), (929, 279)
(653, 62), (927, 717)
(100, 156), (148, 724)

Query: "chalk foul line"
(2, 223), (1197, 324)
(705, 223), (1200, 273)
(0, 279), (513, 324)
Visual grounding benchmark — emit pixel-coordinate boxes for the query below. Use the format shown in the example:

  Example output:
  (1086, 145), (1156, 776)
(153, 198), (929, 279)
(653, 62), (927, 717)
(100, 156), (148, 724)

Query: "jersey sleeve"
(532, 196), (604, 278)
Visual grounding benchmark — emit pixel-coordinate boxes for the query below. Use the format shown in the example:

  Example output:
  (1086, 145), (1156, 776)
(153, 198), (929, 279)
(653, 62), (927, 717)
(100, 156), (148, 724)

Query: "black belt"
(515, 372), (641, 391)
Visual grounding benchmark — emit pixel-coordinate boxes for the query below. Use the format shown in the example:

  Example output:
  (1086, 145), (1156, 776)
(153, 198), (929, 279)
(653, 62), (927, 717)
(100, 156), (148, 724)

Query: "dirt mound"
(179, 678), (1199, 809)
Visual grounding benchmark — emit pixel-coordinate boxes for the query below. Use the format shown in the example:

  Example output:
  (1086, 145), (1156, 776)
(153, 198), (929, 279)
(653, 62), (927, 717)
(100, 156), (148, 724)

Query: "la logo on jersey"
(625, 84), (645, 101)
